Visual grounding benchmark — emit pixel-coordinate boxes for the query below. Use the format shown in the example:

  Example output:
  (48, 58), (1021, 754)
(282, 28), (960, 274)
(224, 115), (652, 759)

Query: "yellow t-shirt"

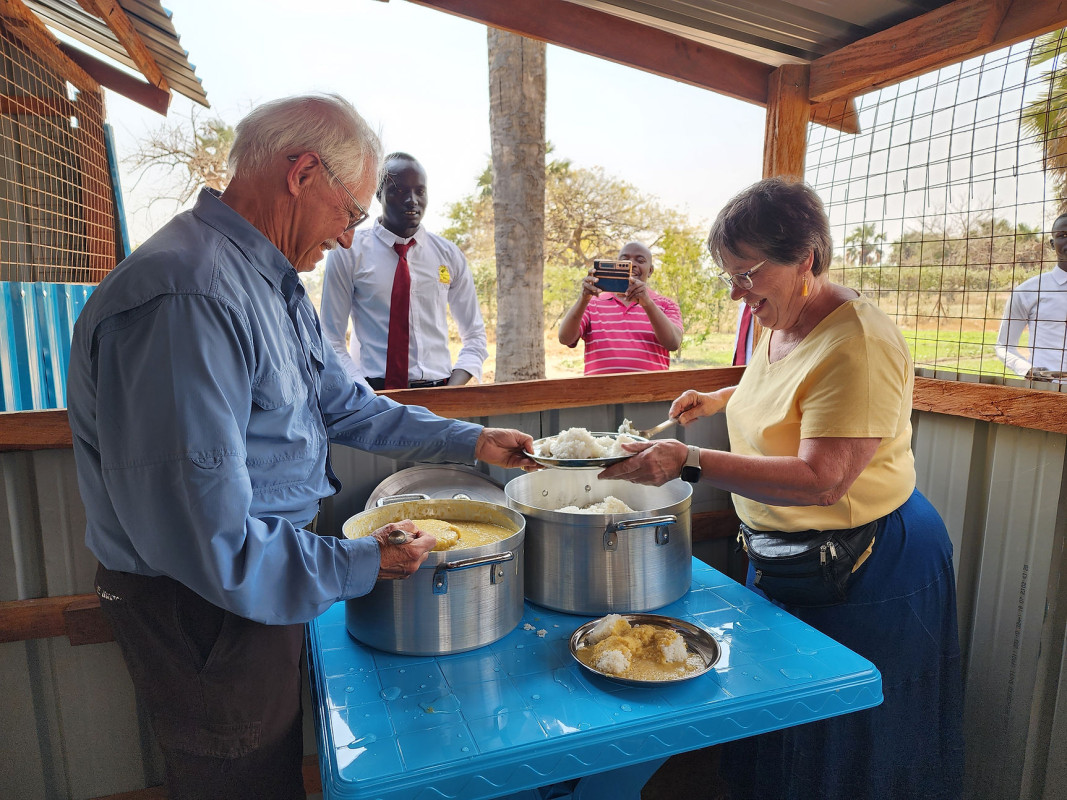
(727, 296), (915, 532)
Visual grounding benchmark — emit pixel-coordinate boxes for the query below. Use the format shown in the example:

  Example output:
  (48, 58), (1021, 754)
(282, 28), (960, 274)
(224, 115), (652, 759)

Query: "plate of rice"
(526, 426), (648, 469)
(569, 613), (720, 686)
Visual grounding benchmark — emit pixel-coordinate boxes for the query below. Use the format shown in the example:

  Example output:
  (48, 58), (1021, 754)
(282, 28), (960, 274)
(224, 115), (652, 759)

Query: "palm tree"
(487, 29), (547, 381)
(1021, 30), (1067, 215)
(844, 224), (885, 265)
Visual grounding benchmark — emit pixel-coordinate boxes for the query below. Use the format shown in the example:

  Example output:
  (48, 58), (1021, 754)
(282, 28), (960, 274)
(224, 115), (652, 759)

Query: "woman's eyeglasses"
(716, 260), (767, 290)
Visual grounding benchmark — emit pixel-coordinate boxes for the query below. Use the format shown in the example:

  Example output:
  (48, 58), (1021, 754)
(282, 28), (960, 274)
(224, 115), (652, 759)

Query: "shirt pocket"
(247, 363), (317, 487)
(251, 363), (303, 409)
(412, 269), (449, 305)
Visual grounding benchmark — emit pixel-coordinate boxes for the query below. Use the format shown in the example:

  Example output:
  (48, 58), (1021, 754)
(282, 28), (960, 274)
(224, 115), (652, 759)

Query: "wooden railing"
(2, 368), (1066, 452)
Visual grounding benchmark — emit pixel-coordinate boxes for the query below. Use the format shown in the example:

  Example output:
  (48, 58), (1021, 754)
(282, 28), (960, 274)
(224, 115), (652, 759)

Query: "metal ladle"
(387, 529), (414, 545)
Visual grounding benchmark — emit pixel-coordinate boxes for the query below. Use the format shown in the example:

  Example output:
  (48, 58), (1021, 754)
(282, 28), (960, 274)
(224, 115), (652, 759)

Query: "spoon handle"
(640, 417), (678, 438)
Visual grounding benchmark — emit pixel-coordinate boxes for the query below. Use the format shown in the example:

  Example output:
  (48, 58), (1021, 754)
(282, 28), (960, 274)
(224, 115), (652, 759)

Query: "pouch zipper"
(820, 541), (839, 564)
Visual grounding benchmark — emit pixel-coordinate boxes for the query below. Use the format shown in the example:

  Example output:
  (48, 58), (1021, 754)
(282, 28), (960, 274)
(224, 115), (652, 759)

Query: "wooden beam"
(912, 376), (1067, 434)
(2, 373), (1066, 452)
(59, 41), (170, 115)
(74, 0), (169, 94)
(405, 0), (771, 107)
(0, 409), (73, 450)
(810, 97), (860, 135)
(0, 92), (76, 118)
(809, 0), (1064, 104)
(763, 64), (810, 179)
(0, 0), (99, 94)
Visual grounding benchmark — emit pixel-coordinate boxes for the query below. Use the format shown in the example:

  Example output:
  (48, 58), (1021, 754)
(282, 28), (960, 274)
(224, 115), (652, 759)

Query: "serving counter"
(306, 558), (882, 800)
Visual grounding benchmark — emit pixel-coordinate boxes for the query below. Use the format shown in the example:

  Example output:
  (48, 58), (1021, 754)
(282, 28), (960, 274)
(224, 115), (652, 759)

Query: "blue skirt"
(722, 489), (964, 800)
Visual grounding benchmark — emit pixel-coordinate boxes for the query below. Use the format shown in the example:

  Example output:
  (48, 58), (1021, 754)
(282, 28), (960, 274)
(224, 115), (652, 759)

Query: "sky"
(101, 0), (767, 248)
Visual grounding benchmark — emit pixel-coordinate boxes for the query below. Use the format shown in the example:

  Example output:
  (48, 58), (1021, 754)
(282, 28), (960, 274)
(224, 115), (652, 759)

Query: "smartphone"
(592, 259), (633, 294)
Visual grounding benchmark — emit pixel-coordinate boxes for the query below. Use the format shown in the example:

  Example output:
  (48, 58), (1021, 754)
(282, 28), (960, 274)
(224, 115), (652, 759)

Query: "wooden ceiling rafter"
(74, 0), (168, 94)
(406, 0), (867, 135)
(59, 40), (169, 115)
(407, 0), (772, 106)
(809, 0), (1067, 104)
(406, 0), (1067, 137)
(0, 0), (99, 94)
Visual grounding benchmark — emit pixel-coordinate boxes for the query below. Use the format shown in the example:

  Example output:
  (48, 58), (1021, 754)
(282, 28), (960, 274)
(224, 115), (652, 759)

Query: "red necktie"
(385, 239), (415, 389)
(733, 304), (753, 366)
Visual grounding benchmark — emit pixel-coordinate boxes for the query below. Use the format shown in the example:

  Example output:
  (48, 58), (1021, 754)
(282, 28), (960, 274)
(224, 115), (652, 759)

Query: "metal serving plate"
(569, 613), (720, 686)
(525, 432), (647, 469)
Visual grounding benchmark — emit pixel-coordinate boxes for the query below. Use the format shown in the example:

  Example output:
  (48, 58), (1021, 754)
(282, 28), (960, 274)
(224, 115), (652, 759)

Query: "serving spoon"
(636, 416), (678, 439)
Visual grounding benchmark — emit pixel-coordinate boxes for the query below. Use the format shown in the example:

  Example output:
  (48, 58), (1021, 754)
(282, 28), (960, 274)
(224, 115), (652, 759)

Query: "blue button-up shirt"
(67, 189), (482, 624)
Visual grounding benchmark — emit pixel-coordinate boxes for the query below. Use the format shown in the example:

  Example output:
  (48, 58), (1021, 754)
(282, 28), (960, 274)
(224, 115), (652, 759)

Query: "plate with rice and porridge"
(569, 613), (720, 686)
(526, 420), (648, 469)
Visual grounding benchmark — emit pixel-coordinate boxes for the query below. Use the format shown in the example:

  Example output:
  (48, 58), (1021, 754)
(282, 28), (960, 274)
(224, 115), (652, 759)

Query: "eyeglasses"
(287, 154), (369, 232)
(716, 260), (767, 290)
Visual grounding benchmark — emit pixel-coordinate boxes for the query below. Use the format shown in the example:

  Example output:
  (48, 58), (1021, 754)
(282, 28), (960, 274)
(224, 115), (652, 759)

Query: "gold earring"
(801, 275), (809, 297)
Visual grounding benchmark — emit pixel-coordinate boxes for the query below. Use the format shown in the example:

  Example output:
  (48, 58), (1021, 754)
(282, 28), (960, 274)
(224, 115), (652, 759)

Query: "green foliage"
(443, 155), (737, 345)
(1021, 30), (1067, 213)
(651, 220), (728, 359)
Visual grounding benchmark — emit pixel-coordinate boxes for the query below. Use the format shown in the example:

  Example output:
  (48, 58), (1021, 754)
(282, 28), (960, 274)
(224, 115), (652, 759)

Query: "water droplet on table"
(380, 686), (401, 701)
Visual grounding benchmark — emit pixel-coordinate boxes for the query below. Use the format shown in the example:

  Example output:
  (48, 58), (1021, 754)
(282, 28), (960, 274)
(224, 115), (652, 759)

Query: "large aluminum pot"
(342, 498), (525, 656)
(505, 468), (692, 615)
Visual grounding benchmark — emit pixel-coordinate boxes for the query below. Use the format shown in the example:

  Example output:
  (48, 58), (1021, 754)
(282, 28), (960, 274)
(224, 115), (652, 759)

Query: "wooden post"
(750, 63), (812, 350)
(762, 63), (810, 180)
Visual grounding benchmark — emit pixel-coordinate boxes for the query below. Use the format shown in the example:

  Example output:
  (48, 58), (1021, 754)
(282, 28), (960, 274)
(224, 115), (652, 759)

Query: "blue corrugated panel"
(0, 281), (95, 410)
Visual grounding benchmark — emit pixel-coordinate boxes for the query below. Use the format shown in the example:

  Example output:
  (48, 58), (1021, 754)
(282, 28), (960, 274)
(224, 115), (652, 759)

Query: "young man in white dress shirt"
(995, 213), (1067, 382)
(321, 152), (488, 389)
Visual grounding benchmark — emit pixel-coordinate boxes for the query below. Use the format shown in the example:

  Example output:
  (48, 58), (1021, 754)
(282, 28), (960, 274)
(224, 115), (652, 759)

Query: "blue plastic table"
(306, 558), (882, 800)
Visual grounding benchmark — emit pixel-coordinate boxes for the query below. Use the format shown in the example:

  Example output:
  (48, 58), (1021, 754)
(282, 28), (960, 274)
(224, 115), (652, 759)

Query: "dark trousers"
(96, 564), (306, 800)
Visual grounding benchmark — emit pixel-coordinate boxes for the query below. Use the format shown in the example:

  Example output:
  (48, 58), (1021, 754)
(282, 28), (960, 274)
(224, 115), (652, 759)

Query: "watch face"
(681, 465), (701, 483)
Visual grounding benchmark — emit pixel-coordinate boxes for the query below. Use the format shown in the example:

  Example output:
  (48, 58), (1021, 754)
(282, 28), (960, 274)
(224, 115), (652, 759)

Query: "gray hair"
(229, 93), (382, 187)
(708, 176), (833, 276)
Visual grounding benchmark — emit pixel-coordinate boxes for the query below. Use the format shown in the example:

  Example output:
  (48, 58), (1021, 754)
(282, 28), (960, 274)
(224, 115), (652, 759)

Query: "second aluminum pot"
(342, 498), (525, 655)
(505, 468), (692, 614)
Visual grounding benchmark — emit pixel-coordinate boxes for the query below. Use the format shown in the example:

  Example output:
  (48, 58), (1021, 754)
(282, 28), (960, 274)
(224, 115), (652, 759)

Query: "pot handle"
(605, 515), (678, 550)
(375, 493), (430, 507)
(432, 551), (516, 594)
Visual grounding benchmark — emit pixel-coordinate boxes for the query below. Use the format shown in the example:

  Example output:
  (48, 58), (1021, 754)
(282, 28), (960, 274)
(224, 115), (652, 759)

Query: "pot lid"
(365, 465), (507, 510)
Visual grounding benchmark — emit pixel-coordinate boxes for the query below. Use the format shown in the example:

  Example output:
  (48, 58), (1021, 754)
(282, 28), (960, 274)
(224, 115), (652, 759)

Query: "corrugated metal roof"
(24, 0), (208, 107)
(560, 0), (957, 65)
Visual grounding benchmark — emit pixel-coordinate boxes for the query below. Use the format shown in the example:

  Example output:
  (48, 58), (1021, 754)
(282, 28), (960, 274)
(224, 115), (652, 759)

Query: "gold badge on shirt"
(438, 265), (451, 284)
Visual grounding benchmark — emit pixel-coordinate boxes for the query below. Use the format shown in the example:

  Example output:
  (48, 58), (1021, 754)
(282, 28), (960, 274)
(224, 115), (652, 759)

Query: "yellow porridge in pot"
(350, 518), (516, 552)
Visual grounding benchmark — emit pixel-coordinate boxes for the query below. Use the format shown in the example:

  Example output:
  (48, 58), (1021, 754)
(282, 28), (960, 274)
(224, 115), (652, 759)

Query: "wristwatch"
(680, 445), (702, 483)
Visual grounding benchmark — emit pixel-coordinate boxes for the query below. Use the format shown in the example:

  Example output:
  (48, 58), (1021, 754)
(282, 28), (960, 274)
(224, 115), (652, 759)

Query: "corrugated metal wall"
(0, 282), (94, 411)
(2, 403), (1064, 799)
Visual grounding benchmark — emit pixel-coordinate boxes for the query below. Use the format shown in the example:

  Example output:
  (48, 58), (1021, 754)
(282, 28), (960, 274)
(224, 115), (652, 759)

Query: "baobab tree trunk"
(488, 28), (546, 382)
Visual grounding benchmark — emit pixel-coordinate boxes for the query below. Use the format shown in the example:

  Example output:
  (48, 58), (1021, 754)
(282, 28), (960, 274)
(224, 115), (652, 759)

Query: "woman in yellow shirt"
(602, 177), (963, 800)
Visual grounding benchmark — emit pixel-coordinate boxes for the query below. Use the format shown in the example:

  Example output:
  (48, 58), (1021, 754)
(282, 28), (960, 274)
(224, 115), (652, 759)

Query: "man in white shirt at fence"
(995, 213), (1067, 382)
(320, 152), (488, 390)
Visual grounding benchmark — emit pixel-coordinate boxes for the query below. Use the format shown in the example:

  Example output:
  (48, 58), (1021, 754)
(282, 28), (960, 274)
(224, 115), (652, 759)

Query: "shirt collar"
(372, 217), (424, 248)
(1052, 265), (1067, 286)
(191, 188), (298, 296)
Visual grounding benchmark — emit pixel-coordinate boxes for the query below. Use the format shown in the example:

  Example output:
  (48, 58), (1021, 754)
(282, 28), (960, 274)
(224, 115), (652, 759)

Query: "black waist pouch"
(737, 519), (878, 607)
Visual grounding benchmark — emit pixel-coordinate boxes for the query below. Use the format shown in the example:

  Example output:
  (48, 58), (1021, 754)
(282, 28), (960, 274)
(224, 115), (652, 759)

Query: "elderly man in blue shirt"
(66, 94), (536, 800)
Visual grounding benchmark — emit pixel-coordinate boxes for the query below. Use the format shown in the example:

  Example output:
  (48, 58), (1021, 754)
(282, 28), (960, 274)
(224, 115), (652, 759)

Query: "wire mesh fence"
(808, 32), (1067, 387)
(0, 21), (115, 285)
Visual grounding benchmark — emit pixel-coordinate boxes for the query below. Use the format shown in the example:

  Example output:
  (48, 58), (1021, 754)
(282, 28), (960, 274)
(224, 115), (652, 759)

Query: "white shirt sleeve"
(444, 247), (488, 380)
(994, 289), (1034, 377)
(321, 248), (367, 384)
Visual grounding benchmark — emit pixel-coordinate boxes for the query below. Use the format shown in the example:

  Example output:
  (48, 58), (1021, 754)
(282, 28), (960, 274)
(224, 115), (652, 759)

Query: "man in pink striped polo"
(558, 241), (683, 375)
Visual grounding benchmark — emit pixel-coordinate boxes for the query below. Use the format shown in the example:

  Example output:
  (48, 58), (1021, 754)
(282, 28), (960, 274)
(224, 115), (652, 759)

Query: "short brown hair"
(707, 176), (833, 275)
